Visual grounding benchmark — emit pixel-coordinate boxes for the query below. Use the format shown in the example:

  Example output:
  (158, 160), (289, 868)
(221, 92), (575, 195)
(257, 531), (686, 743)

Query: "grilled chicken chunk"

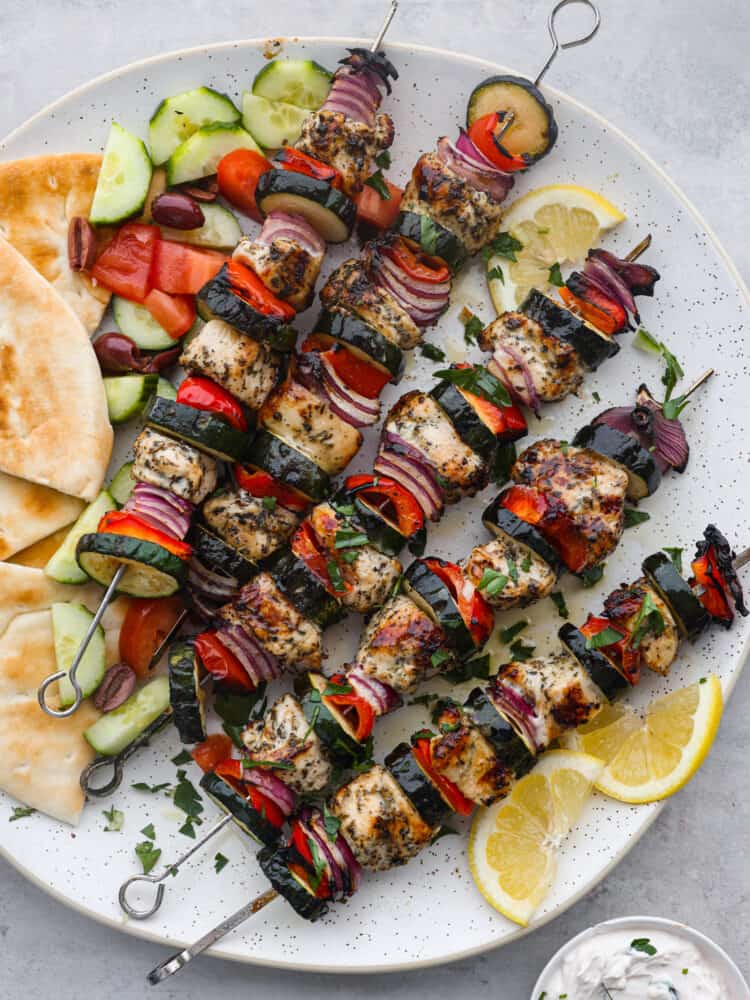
(385, 390), (488, 502)
(179, 319), (280, 410)
(514, 439), (629, 569)
(307, 502), (401, 613)
(202, 489), (298, 562)
(479, 312), (584, 404)
(295, 110), (395, 198)
(329, 764), (436, 870)
(319, 260), (421, 351)
(219, 572), (322, 671)
(355, 594), (447, 694)
(491, 650), (604, 752)
(400, 152), (505, 254)
(233, 236), (323, 312)
(242, 693), (331, 793)
(132, 427), (217, 504)
(258, 369), (362, 476)
(604, 578), (680, 676)
(431, 704), (513, 806)
(463, 536), (557, 609)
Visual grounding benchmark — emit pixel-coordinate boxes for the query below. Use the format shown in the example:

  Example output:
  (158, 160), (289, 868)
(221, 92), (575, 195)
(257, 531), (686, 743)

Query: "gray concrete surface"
(1, 1), (748, 996)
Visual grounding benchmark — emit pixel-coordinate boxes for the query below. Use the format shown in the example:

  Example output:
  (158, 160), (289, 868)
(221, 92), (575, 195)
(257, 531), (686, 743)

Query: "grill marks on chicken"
(355, 594), (447, 694)
(431, 702), (514, 805)
(132, 427), (218, 505)
(296, 110), (395, 198)
(463, 535), (557, 609)
(603, 578), (680, 676)
(202, 488), (298, 562)
(242, 693), (332, 794)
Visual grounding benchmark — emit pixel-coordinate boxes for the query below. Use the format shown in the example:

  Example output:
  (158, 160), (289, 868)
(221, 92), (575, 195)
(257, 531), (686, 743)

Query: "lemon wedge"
(487, 183), (626, 313)
(561, 677), (723, 804)
(468, 749), (603, 926)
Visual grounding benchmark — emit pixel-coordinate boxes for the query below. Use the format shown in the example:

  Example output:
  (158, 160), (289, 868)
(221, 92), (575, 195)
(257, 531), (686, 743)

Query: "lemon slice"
(487, 183), (626, 314)
(468, 749), (603, 926)
(562, 677), (723, 804)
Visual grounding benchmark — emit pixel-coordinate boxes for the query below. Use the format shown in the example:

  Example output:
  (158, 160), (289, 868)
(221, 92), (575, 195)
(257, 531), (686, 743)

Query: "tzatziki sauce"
(539, 927), (728, 999)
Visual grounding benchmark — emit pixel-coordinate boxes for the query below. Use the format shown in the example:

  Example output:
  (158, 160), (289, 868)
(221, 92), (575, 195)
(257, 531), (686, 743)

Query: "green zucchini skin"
(299, 687), (370, 769)
(257, 845), (328, 921)
(168, 640), (208, 744)
(146, 397), (253, 463)
(429, 380), (496, 461)
(200, 771), (282, 848)
(76, 532), (187, 597)
(573, 423), (662, 501)
(642, 552), (710, 640)
(255, 169), (356, 242)
(465, 75), (558, 163)
(393, 210), (468, 273)
(557, 624), (630, 700)
(263, 548), (344, 628)
(520, 288), (619, 371)
(403, 559), (474, 659)
(188, 524), (257, 582)
(384, 742), (451, 827)
(481, 497), (563, 579)
(330, 484), (407, 557)
(247, 429), (331, 502)
(315, 308), (405, 381)
(196, 264), (297, 352)
(463, 688), (536, 777)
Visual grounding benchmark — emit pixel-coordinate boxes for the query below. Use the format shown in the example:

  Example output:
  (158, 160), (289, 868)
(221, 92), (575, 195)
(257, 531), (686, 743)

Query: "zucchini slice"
(402, 559), (474, 659)
(76, 532), (187, 598)
(104, 374), (158, 424)
(263, 549), (344, 628)
(252, 58), (332, 110)
(113, 296), (175, 350)
(384, 742), (451, 827)
(481, 495), (563, 579)
(146, 396), (253, 463)
(200, 771), (282, 848)
(557, 623), (629, 700)
(642, 552), (710, 641)
(189, 524), (257, 583)
(89, 122), (153, 225)
(52, 602), (107, 707)
(520, 288), (619, 371)
(465, 75), (558, 163)
(158, 202), (242, 250)
(166, 122), (261, 186)
(241, 92), (309, 149)
(258, 845), (328, 921)
(394, 211), (468, 274)
(45, 490), (117, 584)
(429, 380), (496, 461)
(299, 675), (369, 768)
(330, 484), (407, 558)
(149, 86), (240, 166)
(196, 264), (297, 352)
(463, 688), (535, 777)
(255, 169), (356, 244)
(247, 429), (331, 503)
(84, 676), (170, 756)
(314, 309), (405, 381)
(168, 640), (208, 744)
(572, 423), (662, 501)
(157, 377), (178, 401)
(108, 462), (135, 506)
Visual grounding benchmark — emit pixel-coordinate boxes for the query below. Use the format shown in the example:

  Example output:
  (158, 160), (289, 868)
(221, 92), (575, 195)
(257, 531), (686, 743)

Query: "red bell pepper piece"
(324, 673), (376, 742)
(500, 485), (589, 574)
(468, 112), (529, 173)
(691, 551), (733, 623)
(213, 757), (285, 828)
(97, 510), (192, 560)
(150, 240), (226, 296)
(194, 632), (254, 693)
(559, 284), (625, 337)
(412, 736), (474, 816)
(344, 474), (425, 538)
(191, 734), (234, 773)
(119, 595), (186, 678)
(225, 260), (296, 322)
(355, 180), (403, 230)
(301, 336), (391, 400)
(176, 376), (248, 432)
(289, 819), (331, 899)
(291, 521), (349, 598)
(580, 615), (640, 685)
(233, 466), (311, 514)
(91, 223), (159, 301)
(143, 288), (196, 339)
(216, 148), (273, 223)
(422, 557), (494, 649)
(274, 147), (343, 189)
(381, 238), (451, 285)
(453, 362), (528, 441)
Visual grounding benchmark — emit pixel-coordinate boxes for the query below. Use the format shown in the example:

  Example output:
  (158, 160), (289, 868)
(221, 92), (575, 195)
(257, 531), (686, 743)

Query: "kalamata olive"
(151, 192), (205, 230)
(94, 332), (181, 373)
(93, 663), (137, 712)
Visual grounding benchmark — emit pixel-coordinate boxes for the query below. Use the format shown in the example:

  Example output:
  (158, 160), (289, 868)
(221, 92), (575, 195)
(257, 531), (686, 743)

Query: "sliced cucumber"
(76, 533), (187, 597)
(149, 86), (240, 166)
(84, 676), (170, 756)
(44, 491), (117, 584)
(108, 462), (135, 506)
(159, 202), (242, 250)
(89, 122), (153, 225)
(104, 374), (158, 424)
(113, 296), (174, 350)
(241, 92), (308, 149)
(166, 122), (261, 186)
(156, 376), (178, 400)
(252, 59), (331, 110)
(52, 602), (106, 707)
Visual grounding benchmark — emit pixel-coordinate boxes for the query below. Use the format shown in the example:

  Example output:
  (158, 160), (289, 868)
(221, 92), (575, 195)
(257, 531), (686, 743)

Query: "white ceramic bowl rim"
(531, 915), (750, 999)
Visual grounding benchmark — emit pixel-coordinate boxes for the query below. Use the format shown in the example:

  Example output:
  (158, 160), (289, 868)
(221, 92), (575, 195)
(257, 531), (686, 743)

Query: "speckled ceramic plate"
(1, 36), (749, 975)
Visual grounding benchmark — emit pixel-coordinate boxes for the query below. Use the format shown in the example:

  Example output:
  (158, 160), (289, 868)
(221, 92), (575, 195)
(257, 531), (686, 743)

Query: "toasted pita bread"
(0, 234), (112, 501)
(0, 472), (84, 560)
(0, 154), (110, 334)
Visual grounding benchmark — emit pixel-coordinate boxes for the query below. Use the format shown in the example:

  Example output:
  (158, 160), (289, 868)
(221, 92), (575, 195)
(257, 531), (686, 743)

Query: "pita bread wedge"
(0, 472), (84, 561)
(0, 154), (110, 333)
(0, 234), (112, 501)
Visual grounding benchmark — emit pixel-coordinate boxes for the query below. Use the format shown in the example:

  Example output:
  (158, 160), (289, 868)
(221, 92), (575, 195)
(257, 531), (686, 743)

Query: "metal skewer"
(534, 0), (601, 87)
(371, 0), (398, 52)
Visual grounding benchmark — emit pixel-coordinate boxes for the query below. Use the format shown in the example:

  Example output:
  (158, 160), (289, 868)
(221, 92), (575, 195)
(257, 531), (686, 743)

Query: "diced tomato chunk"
(143, 288), (195, 339)
(355, 180), (403, 229)
(217, 148), (272, 222)
(192, 734), (234, 773)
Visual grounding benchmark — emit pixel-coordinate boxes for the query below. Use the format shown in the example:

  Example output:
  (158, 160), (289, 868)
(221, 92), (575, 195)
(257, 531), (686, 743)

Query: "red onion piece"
(592, 384), (690, 474)
(587, 248), (660, 297)
(256, 210), (325, 258)
(584, 257), (638, 321)
(216, 626), (262, 687)
(454, 128), (505, 172)
(436, 135), (514, 203)
(124, 482), (194, 539)
(297, 810), (346, 899)
(347, 667), (402, 715)
(296, 354), (379, 428)
(377, 255), (449, 302)
(322, 67), (380, 126)
(380, 432), (444, 504)
(186, 588), (221, 624)
(242, 767), (296, 816)
(487, 680), (543, 753)
(308, 812), (354, 896)
(374, 453), (442, 522)
(187, 557), (238, 601)
(489, 345), (541, 418)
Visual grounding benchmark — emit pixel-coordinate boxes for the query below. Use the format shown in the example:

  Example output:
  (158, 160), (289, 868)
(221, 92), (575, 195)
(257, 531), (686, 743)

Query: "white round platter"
(1, 35), (749, 975)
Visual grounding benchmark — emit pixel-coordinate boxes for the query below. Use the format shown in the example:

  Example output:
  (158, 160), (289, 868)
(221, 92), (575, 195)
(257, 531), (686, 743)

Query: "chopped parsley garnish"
(630, 937), (657, 956)
(487, 264), (504, 283)
(261, 495), (277, 511)
(242, 759), (293, 771)
(102, 806), (124, 833)
(171, 749), (192, 766)
(506, 556), (519, 583)
(485, 231), (523, 262)
(580, 564), (605, 588)
(592, 391), (601, 403)
(409, 692), (439, 707)
(509, 638), (535, 661)
(131, 781), (172, 794)
(9, 806), (36, 822)
(327, 559), (347, 593)
(550, 591), (569, 619)
(419, 215), (443, 256)
(444, 653), (491, 684)
(500, 619), (528, 644)
(334, 528), (369, 550)
(663, 547), (684, 574)
(375, 149), (391, 169)
(521, 552), (532, 573)
(323, 803), (341, 842)
(459, 308), (485, 346)
(214, 852), (229, 873)
(585, 626), (623, 650)
(634, 328), (688, 418)
(173, 769), (204, 839)
(624, 507), (651, 528)
(430, 648), (452, 670)
(478, 568), (508, 597)
(420, 342), (446, 362)
(629, 591), (665, 649)
(364, 169), (391, 200)
(548, 262), (565, 287)
(434, 365), (511, 409)
(135, 840), (161, 875)
(140, 822), (156, 840)
(322, 680), (353, 696)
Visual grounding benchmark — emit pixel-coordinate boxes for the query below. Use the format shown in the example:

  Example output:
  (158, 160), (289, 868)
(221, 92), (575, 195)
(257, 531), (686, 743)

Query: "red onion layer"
(375, 431), (444, 521)
(592, 384), (690, 474)
(242, 766), (296, 816)
(123, 482), (194, 539)
(187, 557), (239, 602)
(321, 67), (382, 126)
(296, 354), (380, 428)
(255, 210), (326, 258)
(373, 255), (450, 327)
(297, 806), (362, 899)
(347, 667), (402, 716)
(488, 344), (541, 418)
(436, 134), (514, 203)
(215, 624), (281, 688)
(487, 679), (544, 753)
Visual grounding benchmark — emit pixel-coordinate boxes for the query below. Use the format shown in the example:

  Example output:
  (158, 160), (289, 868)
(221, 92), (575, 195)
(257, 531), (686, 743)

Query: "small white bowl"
(531, 915), (750, 999)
